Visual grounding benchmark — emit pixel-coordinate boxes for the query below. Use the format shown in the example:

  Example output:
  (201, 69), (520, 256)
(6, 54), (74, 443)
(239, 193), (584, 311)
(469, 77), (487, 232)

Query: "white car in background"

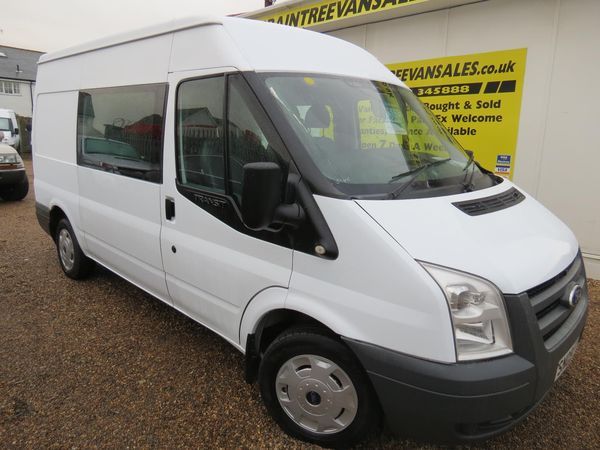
(0, 142), (28, 201)
(0, 108), (21, 151)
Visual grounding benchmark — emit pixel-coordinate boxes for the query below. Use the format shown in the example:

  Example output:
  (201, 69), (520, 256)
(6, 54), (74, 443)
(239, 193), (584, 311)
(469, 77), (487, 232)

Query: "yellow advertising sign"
(257, 0), (428, 28)
(387, 48), (527, 178)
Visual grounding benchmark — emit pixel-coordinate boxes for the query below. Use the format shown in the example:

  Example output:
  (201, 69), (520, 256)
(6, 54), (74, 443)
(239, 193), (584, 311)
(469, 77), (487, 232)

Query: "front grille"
(452, 187), (525, 216)
(525, 256), (585, 347)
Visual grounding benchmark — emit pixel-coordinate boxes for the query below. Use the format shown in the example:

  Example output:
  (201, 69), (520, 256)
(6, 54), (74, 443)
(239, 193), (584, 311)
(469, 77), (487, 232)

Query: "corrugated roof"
(0, 46), (44, 82)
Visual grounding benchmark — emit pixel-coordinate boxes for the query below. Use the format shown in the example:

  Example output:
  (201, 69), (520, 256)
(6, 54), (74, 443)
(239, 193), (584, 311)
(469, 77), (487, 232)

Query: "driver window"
(227, 74), (287, 203)
(176, 76), (225, 193)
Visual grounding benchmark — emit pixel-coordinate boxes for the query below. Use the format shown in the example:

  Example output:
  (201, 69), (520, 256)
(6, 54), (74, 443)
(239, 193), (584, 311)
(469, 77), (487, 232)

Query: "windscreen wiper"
(388, 158), (451, 199)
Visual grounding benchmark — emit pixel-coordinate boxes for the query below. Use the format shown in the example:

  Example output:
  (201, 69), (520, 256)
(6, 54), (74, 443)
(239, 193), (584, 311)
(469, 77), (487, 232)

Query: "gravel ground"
(1, 159), (598, 449)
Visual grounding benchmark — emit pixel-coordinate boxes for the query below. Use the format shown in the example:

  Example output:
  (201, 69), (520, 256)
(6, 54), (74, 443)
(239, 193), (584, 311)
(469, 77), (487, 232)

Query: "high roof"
(0, 46), (44, 82)
(36, 16), (402, 93)
(39, 16), (222, 65)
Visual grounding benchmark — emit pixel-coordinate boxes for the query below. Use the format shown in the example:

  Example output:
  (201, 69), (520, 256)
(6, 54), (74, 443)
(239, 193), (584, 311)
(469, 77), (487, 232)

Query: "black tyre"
(259, 327), (381, 448)
(1, 177), (29, 201)
(55, 218), (94, 279)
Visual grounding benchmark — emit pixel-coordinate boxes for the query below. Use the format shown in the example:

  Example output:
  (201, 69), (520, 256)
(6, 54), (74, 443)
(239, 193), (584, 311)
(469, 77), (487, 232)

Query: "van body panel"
(158, 69), (293, 343)
(84, 231), (169, 301)
(36, 35), (171, 94)
(33, 92), (81, 242)
(357, 181), (579, 294)
(35, 57), (83, 95)
(33, 93), (78, 163)
(169, 26), (252, 73)
(78, 34), (171, 89)
(220, 18), (401, 84)
(288, 196), (456, 363)
(77, 166), (168, 300)
(160, 216), (292, 341)
(239, 287), (289, 348)
(37, 17), (221, 65)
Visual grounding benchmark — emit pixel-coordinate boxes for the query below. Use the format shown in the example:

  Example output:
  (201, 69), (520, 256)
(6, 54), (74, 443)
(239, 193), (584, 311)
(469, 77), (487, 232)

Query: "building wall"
(327, 0), (600, 278)
(0, 79), (35, 117)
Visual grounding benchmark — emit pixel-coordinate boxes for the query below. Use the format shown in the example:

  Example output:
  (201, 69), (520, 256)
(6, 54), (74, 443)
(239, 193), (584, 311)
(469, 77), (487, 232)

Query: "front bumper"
(0, 167), (26, 186)
(344, 255), (589, 442)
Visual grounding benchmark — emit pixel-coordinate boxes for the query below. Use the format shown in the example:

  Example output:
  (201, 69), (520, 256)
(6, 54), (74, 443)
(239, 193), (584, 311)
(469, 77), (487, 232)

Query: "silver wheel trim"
(275, 354), (358, 435)
(58, 228), (75, 271)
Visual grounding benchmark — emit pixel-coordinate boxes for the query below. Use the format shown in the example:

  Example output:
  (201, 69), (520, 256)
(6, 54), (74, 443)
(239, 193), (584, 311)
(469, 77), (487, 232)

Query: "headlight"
(0, 153), (24, 168)
(421, 262), (513, 361)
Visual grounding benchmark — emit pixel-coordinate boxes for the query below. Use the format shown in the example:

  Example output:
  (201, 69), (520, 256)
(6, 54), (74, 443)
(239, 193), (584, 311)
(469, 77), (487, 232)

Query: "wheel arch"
(48, 204), (68, 241)
(243, 305), (347, 384)
(46, 199), (85, 251)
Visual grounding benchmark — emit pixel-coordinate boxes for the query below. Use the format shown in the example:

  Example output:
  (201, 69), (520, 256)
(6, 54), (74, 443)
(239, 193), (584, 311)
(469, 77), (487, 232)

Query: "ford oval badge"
(566, 284), (582, 308)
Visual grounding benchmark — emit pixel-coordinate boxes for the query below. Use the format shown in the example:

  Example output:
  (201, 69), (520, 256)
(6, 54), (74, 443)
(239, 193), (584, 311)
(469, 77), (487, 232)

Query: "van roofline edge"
(38, 16), (224, 65)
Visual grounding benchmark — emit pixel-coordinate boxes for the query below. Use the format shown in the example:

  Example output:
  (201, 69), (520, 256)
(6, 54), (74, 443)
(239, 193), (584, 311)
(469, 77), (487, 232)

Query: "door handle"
(165, 198), (175, 220)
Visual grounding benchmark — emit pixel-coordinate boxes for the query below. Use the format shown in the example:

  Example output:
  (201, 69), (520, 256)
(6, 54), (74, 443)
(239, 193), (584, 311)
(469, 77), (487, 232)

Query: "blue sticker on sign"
(497, 154), (511, 165)
(495, 165), (511, 173)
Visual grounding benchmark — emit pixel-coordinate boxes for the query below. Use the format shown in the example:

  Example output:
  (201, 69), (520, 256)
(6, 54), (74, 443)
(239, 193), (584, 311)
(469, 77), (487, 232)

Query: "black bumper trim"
(343, 338), (536, 442)
(0, 168), (26, 185)
(36, 202), (51, 236)
(343, 339), (535, 397)
(371, 369), (531, 400)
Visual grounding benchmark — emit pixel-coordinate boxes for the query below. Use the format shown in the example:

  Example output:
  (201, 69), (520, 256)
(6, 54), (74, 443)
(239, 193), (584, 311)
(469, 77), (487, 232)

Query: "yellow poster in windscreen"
(387, 48), (527, 179)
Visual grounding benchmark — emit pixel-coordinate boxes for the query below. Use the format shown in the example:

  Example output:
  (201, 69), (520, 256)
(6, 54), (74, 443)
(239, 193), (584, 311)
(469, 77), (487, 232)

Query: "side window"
(176, 76), (225, 193)
(77, 84), (166, 182)
(227, 74), (288, 202)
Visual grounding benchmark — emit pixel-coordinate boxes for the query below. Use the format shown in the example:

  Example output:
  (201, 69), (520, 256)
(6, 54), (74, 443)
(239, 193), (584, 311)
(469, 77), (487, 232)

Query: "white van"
(33, 17), (588, 447)
(0, 108), (20, 151)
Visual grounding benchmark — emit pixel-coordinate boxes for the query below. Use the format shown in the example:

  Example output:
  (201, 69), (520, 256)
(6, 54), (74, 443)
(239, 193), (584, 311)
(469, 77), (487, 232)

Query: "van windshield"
(0, 118), (12, 132)
(261, 74), (497, 198)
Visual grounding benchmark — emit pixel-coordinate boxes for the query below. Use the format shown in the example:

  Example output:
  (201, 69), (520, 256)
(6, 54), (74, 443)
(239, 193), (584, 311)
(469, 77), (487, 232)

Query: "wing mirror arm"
(241, 162), (338, 259)
(272, 172), (305, 228)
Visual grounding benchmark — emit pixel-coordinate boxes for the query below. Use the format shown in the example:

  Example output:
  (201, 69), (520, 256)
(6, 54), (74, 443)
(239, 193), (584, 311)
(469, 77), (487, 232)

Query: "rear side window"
(176, 76), (225, 193)
(77, 84), (166, 182)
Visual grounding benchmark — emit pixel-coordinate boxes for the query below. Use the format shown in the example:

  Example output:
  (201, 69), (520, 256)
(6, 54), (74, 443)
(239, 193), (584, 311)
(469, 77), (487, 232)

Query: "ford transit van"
(33, 17), (588, 447)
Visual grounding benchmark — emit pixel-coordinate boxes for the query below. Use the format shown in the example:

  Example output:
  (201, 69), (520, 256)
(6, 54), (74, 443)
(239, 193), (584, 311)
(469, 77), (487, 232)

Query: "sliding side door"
(77, 83), (170, 301)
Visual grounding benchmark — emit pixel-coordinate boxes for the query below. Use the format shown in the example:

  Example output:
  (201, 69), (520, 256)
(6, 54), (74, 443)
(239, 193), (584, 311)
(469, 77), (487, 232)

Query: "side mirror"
(241, 162), (283, 230)
(14, 128), (19, 135)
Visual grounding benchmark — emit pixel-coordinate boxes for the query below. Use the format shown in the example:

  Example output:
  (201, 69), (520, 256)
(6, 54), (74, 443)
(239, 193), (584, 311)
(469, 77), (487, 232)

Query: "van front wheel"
(55, 218), (94, 279)
(258, 328), (380, 447)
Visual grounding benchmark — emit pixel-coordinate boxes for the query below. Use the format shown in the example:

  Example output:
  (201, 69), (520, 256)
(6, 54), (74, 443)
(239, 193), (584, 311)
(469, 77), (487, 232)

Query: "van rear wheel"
(55, 218), (94, 279)
(258, 327), (380, 447)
